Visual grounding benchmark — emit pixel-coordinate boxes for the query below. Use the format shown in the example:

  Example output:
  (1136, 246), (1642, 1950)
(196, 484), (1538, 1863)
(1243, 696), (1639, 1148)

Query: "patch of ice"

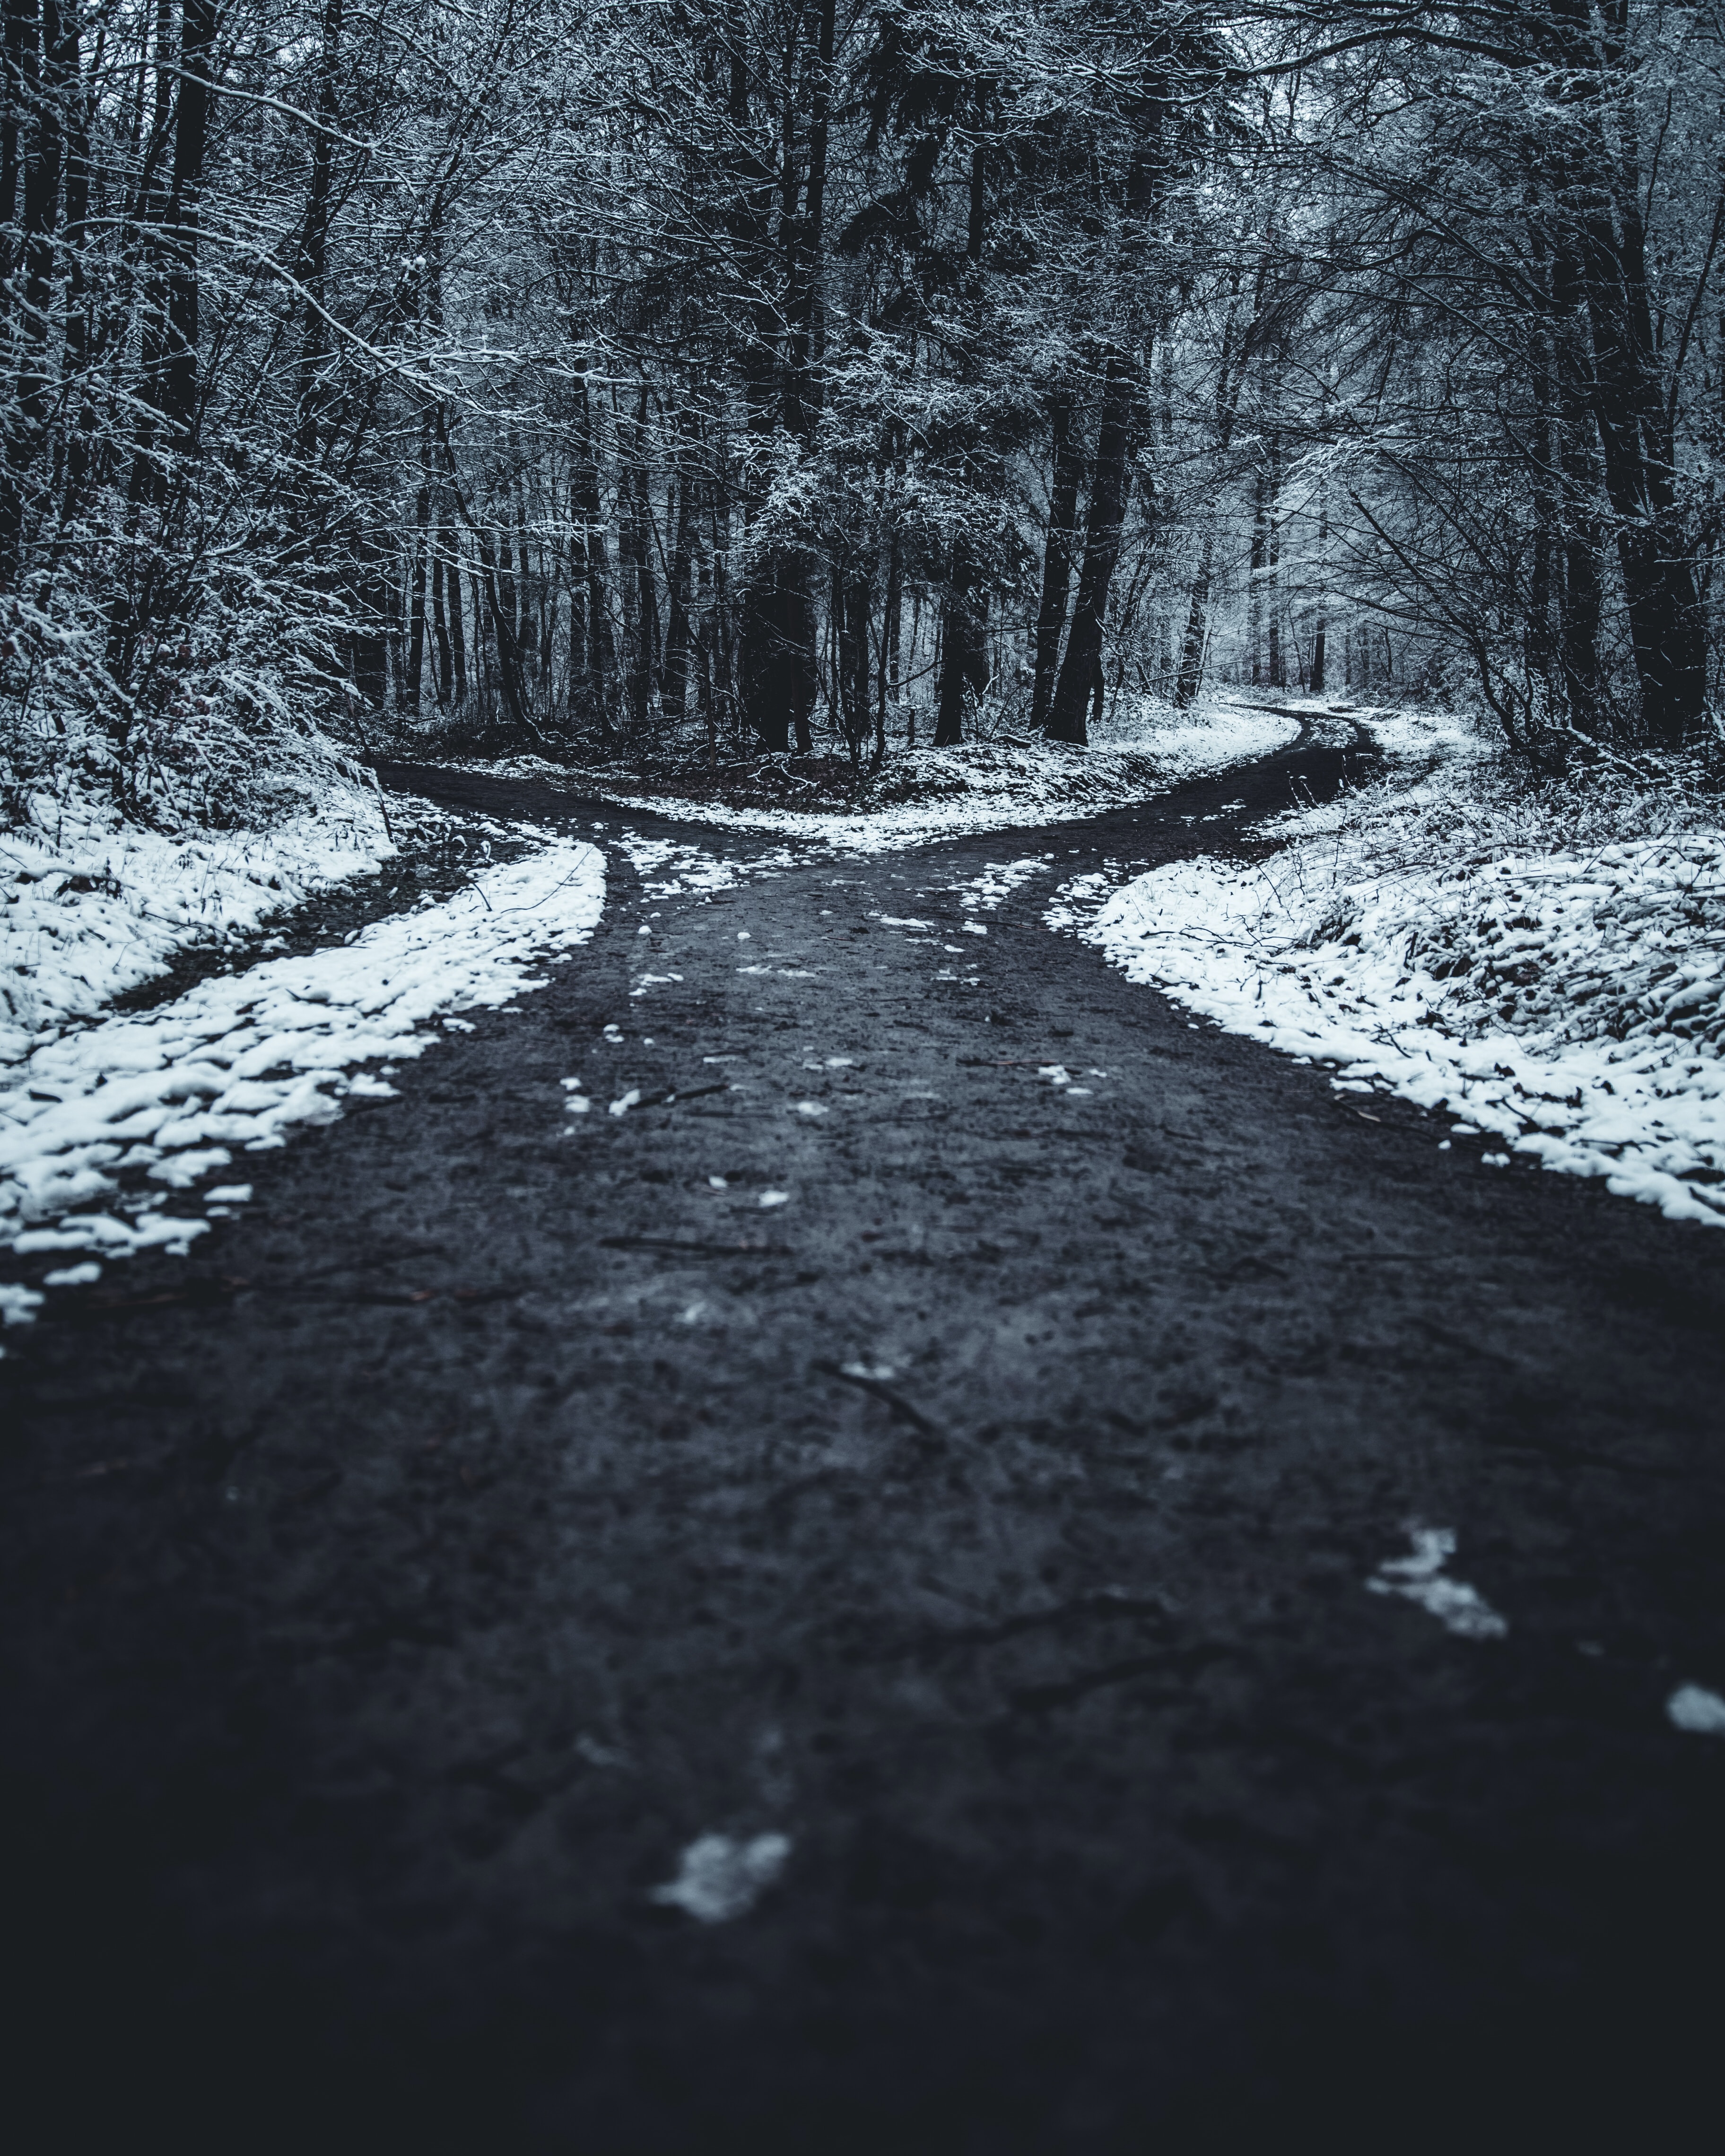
(842, 1360), (897, 1381)
(1666, 1683), (1725, 1735)
(759, 1190), (790, 1208)
(1, 1282), (45, 1324)
(1366, 1526), (1507, 1640)
(647, 1832), (792, 1923)
(43, 1260), (102, 1286)
(609, 1089), (641, 1117)
(793, 1100), (828, 1117)
(204, 1184), (252, 1205)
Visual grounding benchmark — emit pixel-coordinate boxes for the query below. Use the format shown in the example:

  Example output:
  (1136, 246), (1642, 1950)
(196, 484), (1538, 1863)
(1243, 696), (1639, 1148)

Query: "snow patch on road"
(1666, 1683), (1725, 1734)
(934, 857), (1050, 913)
(648, 1832), (791, 1923)
(0, 842), (605, 1276)
(1367, 1527), (1508, 1639)
(618, 832), (812, 895)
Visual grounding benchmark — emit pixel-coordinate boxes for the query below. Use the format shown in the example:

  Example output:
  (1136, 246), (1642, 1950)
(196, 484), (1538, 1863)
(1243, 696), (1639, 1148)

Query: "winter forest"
(6, 0), (1725, 808)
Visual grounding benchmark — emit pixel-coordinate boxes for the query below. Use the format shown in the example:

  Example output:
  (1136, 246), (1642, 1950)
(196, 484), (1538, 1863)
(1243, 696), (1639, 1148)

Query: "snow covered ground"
(0, 780), (404, 1062)
(454, 698), (1302, 852)
(1077, 753), (1725, 1229)
(0, 841), (605, 1331)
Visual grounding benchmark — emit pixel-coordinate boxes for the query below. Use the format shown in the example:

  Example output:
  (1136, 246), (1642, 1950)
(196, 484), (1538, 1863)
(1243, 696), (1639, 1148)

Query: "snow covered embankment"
(0, 842), (605, 1316)
(0, 786), (399, 1061)
(463, 701), (1301, 854)
(1084, 824), (1725, 1228)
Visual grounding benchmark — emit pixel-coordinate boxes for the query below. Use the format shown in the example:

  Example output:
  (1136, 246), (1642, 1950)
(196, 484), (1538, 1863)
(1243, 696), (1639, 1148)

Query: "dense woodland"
(5, 0), (1725, 811)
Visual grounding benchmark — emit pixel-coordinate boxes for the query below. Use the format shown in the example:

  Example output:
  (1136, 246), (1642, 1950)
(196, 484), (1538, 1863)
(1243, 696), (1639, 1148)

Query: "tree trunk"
(1549, 233), (1606, 730)
(1047, 349), (1137, 744)
(1555, 35), (1704, 741)
(739, 0), (831, 749)
(836, 555), (870, 758)
(444, 527), (467, 701)
(572, 380), (614, 738)
(431, 536), (453, 705)
(878, 524), (902, 763)
(55, 0), (93, 524)
(404, 452), (431, 716)
(295, 0), (342, 484)
(160, 0), (213, 440)
(662, 465), (695, 722)
(740, 568), (817, 754)
(0, 0), (53, 576)
(934, 554), (986, 748)
(1265, 431), (1284, 688)
(0, 0), (31, 276)
(1031, 391), (1085, 732)
(1173, 531), (1213, 708)
(1248, 462), (1266, 687)
(475, 524), (529, 730)
(1045, 92), (1168, 746)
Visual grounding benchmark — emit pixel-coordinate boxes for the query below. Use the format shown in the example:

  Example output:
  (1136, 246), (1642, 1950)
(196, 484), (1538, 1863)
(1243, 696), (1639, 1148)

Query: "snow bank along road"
(5, 729), (1724, 2153)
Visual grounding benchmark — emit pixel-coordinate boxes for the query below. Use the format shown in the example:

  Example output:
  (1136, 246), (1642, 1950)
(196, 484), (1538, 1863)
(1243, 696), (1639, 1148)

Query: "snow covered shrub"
(1, 571), (378, 839)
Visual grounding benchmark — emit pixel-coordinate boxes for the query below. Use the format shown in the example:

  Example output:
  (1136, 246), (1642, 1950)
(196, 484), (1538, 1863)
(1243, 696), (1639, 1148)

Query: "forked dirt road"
(5, 731), (1723, 2152)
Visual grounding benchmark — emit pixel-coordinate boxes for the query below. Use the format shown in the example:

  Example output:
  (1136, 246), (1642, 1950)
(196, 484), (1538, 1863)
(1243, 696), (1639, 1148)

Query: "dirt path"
(5, 730), (1723, 2152)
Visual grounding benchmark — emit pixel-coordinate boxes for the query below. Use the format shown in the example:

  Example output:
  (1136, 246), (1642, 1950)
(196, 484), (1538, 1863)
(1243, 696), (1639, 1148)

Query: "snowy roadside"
(0, 782), (408, 1062)
(443, 699), (1303, 853)
(1073, 752), (1725, 1229)
(0, 841), (605, 1337)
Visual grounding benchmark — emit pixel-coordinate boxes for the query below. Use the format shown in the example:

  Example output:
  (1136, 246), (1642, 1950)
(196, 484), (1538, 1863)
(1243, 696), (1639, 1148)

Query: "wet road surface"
(5, 732), (1723, 2151)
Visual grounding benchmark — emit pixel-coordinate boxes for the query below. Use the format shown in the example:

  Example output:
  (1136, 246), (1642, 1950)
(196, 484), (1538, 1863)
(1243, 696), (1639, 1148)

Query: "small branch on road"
(814, 1358), (946, 1443)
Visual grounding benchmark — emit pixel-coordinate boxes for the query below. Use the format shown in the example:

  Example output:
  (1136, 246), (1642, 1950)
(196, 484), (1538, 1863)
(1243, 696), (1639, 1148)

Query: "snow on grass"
(0, 841), (605, 1272)
(0, 781), (403, 1062)
(453, 699), (1302, 852)
(1108, 697), (1304, 781)
(1082, 756), (1725, 1229)
(1352, 703), (1494, 764)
